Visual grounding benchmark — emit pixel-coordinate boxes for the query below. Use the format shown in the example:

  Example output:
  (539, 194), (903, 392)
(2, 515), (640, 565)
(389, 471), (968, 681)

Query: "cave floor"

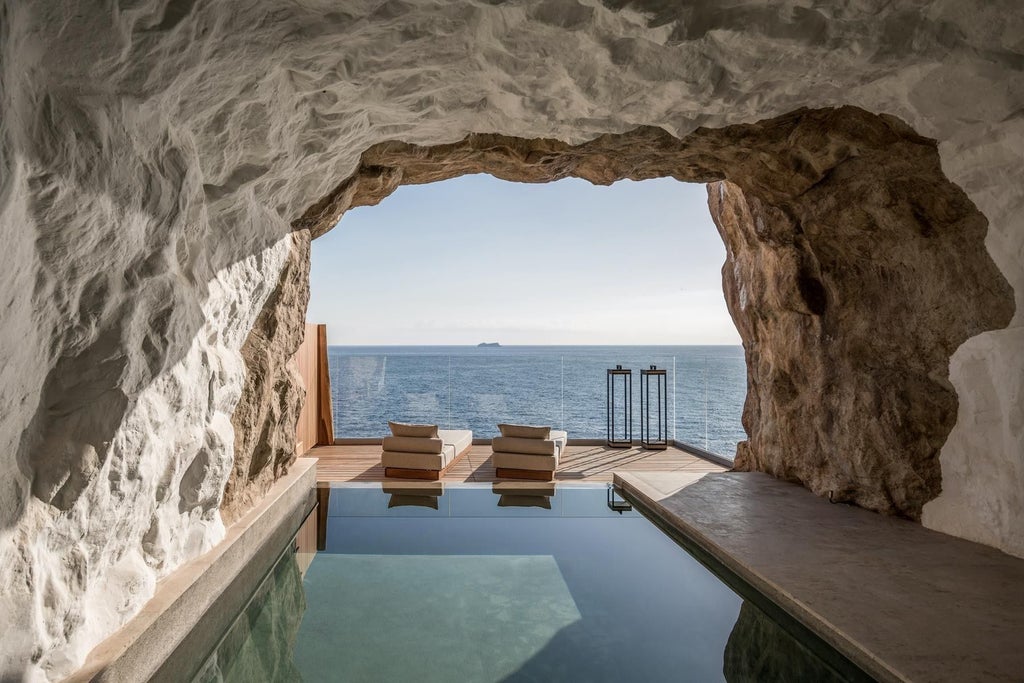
(615, 470), (1024, 683)
(302, 443), (725, 483)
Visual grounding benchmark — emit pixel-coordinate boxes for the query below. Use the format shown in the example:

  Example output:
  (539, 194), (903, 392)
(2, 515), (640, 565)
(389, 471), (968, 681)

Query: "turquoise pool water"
(193, 485), (860, 682)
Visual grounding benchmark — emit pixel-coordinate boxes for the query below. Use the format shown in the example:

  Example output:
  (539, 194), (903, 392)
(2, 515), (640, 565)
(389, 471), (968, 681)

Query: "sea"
(328, 345), (747, 459)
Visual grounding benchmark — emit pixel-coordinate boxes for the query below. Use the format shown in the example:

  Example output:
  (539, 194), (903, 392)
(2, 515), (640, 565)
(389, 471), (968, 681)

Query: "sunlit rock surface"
(706, 120), (1013, 518)
(0, 1), (1021, 678)
(222, 231), (311, 525)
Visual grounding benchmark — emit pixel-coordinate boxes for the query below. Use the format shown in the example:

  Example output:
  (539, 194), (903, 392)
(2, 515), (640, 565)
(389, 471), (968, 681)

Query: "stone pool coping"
(614, 470), (1024, 683)
(65, 458), (317, 683)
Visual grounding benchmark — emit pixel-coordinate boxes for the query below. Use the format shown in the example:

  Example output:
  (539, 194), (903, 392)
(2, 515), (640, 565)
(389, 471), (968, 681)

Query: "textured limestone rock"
(0, 232), (291, 681)
(222, 231), (311, 525)
(706, 146), (1015, 517)
(1, 1), (1022, 679)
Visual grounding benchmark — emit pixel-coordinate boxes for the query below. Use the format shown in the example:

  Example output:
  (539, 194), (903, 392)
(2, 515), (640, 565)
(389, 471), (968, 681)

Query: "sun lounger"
(491, 424), (568, 481)
(381, 422), (472, 480)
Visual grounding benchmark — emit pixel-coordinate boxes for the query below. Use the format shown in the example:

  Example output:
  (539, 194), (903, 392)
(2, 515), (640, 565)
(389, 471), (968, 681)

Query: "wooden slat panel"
(302, 444), (726, 484)
(315, 324), (334, 445)
(293, 323), (319, 455)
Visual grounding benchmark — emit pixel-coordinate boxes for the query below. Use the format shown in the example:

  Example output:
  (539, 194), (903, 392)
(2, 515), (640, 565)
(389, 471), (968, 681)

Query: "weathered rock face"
(219, 228), (326, 530)
(0, 230), (291, 680)
(1, 2), (1022, 679)
(222, 231), (311, 525)
(705, 134), (1015, 517)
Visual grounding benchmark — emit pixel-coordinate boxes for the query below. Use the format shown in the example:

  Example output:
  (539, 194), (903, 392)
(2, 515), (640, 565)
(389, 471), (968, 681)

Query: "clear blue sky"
(308, 174), (740, 345)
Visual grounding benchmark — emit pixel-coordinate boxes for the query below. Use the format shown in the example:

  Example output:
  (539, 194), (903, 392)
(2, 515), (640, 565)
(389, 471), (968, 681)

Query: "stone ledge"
(65, 459), (317, 683)
(614, 471), (1024, 683)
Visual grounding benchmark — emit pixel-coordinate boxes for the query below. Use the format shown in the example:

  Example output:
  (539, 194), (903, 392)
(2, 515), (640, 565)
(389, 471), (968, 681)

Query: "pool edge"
(613, 471), (900, 683)
(65, 459), (318, 683)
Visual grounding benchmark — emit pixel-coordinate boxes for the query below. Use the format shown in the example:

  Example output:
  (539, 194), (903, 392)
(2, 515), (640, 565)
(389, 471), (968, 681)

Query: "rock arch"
(231, 106), (1010, 522)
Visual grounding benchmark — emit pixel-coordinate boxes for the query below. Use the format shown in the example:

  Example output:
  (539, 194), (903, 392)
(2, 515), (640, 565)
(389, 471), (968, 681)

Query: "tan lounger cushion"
(382, 435), (444, 454)
(388, 421), (438, 438)
(382, 450), (446, 471)
(381, 429), (473, 472)
(492, 451), (558, 471)
(492, 436), (558, 456)
(497, 423), (551, 439)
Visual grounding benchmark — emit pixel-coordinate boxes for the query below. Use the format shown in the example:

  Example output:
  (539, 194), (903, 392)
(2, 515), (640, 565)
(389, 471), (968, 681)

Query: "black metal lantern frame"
(640, 365), (668, 449)
(606, 365), (632, 448)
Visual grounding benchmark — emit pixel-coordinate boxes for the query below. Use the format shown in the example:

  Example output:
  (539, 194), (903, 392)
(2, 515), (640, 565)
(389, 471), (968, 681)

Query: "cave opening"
(306, 173), (746, 457)
(270, 106), (1013, 522)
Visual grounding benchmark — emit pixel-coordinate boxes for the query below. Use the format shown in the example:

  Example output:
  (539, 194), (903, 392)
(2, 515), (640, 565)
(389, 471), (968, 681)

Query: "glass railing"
(672, 349), (746, 456)
(452, 350), (562, 435)
(330, 351), (451, 435)
(328, 346), (746, 459)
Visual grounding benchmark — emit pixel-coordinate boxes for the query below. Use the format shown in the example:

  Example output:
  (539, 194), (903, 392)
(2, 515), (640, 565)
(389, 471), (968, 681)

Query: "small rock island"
(477, 342), (501, 347)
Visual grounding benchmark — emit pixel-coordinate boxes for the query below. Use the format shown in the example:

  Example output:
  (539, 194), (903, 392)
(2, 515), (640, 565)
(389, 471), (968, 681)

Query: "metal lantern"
(640, 365), (668, 449)
(606, 365), (632, 448)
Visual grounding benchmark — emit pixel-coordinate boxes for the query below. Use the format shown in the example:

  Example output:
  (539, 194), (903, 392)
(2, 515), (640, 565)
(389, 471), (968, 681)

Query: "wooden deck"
(303, 443), (726, 483)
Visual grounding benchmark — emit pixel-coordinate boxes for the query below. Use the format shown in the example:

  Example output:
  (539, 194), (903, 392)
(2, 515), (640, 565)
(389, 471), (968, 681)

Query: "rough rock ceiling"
(0, 1), (1021, 679)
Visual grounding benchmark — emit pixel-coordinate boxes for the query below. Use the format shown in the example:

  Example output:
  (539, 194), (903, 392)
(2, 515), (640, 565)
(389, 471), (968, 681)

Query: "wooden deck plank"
(302, 444), (727, 484)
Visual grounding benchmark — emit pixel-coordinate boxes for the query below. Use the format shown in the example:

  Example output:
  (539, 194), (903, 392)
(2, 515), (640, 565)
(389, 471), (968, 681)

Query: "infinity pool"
(192, 484), (861, 682)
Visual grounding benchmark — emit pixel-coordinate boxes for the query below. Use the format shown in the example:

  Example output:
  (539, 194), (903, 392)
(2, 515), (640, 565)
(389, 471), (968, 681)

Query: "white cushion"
(438, 429), (473, 455)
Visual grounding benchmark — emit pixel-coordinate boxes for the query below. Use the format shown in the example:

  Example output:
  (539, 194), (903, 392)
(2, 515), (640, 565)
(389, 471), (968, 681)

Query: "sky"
(308, 174), (740, 345)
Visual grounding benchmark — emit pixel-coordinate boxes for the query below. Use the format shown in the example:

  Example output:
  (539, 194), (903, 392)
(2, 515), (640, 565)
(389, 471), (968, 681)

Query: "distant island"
(477, 342), (501, 347)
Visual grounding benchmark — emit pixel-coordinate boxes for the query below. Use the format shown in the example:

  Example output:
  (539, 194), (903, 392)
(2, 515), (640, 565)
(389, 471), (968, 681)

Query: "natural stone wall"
(222, 231), (311, 525)
(0, 231), (290, 680)
(2, 2), (1022, 679)
(706, 155), (1013, 517)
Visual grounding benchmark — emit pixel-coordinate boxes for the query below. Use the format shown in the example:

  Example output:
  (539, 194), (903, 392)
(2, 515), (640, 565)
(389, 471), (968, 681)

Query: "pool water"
(193, 484), (857, 682)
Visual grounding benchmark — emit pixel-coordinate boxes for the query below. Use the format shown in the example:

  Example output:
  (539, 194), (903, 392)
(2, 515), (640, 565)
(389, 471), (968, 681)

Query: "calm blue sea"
(328, 345), (746, 459)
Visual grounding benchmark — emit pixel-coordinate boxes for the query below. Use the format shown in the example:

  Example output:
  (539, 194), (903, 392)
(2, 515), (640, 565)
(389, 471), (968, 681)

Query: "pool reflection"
(194, 485), (858, 683)
(383, 481), (445, 510)
(493, 482), (555, 509)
